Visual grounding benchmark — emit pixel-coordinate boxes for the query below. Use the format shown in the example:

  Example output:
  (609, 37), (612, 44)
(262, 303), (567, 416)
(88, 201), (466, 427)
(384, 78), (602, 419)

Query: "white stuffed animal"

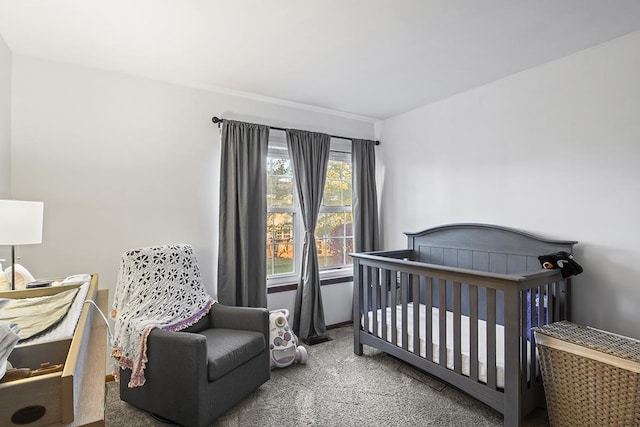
(268, 309), (308, 369)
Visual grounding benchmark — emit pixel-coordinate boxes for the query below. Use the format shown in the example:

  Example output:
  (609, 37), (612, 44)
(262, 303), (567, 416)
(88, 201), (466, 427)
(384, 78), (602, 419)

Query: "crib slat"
(558, 278), (566, 320)
(530, 288), (538, 385)
(553, 281), (560, 322)
(535, 285), (545, 381)
(413, 274), (420, 356)
(439, 278), (447, 369)
(521, 290), (528, 391)
(503, 288), (521, 424)
(543, 283), (557, 325)
(354, 259), (363, 355)
(425, 276), (433, 362)
(391, 270), (397, 347)
(536, 285), (543, 327)
(469, 284), (478, 382)
(486, 288), (497, 390)
(453, 281), (462, 374)
(363, 266), (370, 335)
(401, 272), (409, 350)
(372, 267), (379, 338)
(382, 269), (389, 341)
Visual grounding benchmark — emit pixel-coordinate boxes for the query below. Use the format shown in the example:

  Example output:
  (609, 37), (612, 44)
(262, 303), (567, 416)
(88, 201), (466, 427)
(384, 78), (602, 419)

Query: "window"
(266, 143), (295, 277)
(266, 137), (353, 284)
(316, 151), (353, 269)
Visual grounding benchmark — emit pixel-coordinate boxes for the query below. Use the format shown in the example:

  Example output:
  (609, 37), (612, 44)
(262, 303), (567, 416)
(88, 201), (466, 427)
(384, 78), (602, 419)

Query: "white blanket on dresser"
(0, 287), (80, 341)
(365, 304), (531, 388)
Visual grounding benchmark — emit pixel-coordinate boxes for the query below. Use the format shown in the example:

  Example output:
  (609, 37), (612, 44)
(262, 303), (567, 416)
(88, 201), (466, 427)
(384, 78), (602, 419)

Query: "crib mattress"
(365, 304), (530, 388)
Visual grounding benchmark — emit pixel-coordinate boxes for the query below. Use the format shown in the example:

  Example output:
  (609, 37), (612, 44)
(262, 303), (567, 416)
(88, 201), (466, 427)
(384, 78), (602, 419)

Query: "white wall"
(0, 33), (10, 198)
(267, 281), (354, 327)
(10, 56), (373, 334)
(379, 31), (640, 339)
(0, 34), (11, 266)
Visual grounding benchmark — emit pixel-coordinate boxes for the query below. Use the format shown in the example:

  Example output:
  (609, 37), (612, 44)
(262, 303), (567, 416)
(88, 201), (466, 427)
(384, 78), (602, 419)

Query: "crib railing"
(352, 250), (567, 422)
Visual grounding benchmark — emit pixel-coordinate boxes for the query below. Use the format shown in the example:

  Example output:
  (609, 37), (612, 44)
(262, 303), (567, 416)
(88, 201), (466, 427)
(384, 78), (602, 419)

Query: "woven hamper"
(533, 321), (640, 427)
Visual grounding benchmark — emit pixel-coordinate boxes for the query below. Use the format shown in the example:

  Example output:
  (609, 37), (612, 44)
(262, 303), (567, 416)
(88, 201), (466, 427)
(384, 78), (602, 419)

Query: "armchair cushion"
(202, 328), (265, 381)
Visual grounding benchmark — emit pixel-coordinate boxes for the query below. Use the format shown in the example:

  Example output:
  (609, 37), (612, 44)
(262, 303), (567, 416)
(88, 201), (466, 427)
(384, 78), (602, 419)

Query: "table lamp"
(0, 200), (44, 290)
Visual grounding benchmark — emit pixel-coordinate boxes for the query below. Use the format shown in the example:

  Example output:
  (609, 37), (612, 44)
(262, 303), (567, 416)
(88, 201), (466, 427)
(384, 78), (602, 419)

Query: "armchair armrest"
(119, 328), (210, 421)
(209, 304), (269, 338)
(145, 329), (208, 385)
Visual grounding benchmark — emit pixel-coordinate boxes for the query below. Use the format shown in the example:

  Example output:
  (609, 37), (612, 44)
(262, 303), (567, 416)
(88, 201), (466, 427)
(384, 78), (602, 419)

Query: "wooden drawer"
(0, 275), (107, 426)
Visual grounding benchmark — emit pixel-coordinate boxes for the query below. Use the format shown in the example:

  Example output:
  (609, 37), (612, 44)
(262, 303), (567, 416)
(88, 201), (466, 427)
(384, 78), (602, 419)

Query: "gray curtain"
(217, 120), (269, 308)
(286, 129), (331, 341)
(352, 139), (380, 252)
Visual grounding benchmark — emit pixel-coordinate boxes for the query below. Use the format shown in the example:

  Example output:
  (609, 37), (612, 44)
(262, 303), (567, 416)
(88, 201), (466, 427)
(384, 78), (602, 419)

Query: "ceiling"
(1, 1), (640, 121)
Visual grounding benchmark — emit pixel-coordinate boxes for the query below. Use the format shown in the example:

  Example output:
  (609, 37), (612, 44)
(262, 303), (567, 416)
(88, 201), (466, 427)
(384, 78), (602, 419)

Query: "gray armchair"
(119, 302), (270, 427)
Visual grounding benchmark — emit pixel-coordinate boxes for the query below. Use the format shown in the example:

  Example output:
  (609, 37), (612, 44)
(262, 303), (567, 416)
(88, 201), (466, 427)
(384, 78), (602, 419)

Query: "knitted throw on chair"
(111, 244), (214, 387)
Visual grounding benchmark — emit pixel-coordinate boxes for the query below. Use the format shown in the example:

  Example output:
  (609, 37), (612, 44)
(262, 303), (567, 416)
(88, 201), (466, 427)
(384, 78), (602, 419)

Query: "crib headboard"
(406, 223), (577, 275)
(405, 223), (578, 323)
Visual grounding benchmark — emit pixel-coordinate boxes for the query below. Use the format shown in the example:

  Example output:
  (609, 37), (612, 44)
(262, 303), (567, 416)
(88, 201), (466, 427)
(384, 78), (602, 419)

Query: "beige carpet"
(105, 325), (549, 426)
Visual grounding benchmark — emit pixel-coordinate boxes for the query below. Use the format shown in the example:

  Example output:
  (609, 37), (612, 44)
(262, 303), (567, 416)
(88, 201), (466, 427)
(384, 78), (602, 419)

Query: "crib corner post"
(504, 405), (522, 427)
(353, 257), (363, 356)
(504, 286), (523, 426)
(354, 331), (363, 355)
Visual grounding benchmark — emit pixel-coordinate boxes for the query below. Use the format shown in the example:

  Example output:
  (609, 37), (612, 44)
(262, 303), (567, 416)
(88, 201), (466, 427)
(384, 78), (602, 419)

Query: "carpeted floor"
(105, 325), (550, 426)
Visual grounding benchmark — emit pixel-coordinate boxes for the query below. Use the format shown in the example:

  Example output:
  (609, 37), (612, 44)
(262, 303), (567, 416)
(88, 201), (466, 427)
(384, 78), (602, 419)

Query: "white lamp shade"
(0, 200), (44, 245)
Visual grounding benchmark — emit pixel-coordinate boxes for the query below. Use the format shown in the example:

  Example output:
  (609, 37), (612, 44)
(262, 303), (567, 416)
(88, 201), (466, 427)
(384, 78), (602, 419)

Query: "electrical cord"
(83, 299), (115, 346)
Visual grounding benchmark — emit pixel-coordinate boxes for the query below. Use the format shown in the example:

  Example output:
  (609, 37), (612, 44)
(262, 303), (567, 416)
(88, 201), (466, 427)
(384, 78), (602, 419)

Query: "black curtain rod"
(211, 116), (380, 145)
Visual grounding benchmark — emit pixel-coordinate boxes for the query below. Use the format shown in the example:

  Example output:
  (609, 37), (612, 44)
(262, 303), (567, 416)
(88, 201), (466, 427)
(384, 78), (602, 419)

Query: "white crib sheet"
(365, 304), (530, 389)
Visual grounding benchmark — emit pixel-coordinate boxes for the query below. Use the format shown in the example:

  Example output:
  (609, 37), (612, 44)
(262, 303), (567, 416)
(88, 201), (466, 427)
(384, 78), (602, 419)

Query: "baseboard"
(327, 321), (352, 330)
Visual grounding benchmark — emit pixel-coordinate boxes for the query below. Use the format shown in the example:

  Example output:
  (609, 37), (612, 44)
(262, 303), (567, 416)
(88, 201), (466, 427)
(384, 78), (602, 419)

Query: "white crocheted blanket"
(111, 244), (214, 387)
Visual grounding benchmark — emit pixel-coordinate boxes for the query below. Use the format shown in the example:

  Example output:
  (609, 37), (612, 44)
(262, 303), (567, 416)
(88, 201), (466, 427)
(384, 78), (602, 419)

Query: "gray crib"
(352, 223), (578, 426)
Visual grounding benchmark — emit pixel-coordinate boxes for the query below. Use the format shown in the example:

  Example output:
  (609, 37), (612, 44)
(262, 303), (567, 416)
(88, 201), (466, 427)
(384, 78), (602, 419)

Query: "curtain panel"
(217, 119), (269, 308)
(352, 139), (380, 253)
(286, 129), (331, 341)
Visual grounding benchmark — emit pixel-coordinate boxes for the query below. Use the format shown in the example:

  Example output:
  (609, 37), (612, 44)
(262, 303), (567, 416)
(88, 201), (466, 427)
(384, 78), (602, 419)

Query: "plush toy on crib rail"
(538, 251), (584, 279)
(269, 309), (308, 369)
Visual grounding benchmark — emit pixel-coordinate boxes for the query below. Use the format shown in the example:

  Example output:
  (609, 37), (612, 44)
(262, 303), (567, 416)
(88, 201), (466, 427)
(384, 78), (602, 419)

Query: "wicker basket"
(533, 321), (640, 427)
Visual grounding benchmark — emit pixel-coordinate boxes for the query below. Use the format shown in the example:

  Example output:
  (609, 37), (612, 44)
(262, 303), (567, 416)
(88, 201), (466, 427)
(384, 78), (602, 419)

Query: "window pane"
(315, 212), (353, 269)
(267, 157), (292, 176)
(316, 239), (328, 268)
(342, 180), (352, 207)
(267, 212), (294, 275)
(273, 244), (294, 274)
(316, 213), (328, 238)
(268, 176), (294, 207)
(323, 238), (346, 266)
(315, 212), (338, 240)
(344, 237), (353, 265)
(323, 180), (343, 206)
(323, 159), (352, 207)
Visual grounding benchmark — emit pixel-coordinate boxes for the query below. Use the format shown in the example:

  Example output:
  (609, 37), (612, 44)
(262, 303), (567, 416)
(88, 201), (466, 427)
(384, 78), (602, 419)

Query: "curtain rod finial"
(212, 116), (223, 125)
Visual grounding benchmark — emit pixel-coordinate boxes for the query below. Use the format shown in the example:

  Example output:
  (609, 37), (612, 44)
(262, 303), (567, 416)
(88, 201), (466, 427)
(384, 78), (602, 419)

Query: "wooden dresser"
(0, 275), (108, 426)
